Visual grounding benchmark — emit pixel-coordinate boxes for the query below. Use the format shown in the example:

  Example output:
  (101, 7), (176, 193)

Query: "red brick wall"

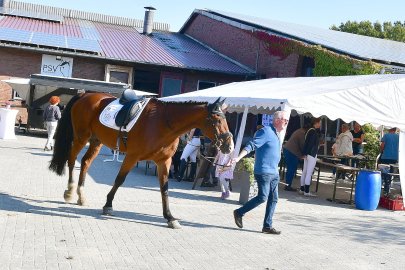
(184, 15), (300, 78)
(0, 47), (107, 81)
(72, 57), (105, 80)
(0, 47), (107, 123)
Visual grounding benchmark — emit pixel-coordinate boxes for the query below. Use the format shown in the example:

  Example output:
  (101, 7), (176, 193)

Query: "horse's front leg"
(102, 156), (137, 215)
(157, 159), (181, 229)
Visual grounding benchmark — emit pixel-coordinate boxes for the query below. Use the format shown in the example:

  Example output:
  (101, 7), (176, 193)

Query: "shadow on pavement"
(0, 192), (248, 231)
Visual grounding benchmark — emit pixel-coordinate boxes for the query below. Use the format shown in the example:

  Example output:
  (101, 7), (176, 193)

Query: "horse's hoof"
(168, 220), (182, 229)
(77, 197), (88, 206)
(102, 206), (113, 216)
(63, 190), (74, 203)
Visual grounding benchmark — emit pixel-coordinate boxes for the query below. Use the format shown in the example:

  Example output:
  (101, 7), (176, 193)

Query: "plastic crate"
(379, 196), (405, 211)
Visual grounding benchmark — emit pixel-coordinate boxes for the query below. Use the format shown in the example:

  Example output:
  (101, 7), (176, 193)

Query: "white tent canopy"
(162, 74), (405, 129)
(161, 74), (404, 202)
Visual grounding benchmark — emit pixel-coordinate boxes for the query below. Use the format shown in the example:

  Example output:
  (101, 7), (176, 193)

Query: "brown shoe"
(233, 210), (243, 228)
(262, 227), (281, 235)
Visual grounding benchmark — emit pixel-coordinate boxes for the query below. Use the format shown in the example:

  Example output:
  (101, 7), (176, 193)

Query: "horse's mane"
(154, 98), (208, 106)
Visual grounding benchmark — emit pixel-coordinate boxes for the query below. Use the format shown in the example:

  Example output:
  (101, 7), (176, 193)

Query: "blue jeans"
(236, 173), (279, 229)
(283, 148), (299, 186)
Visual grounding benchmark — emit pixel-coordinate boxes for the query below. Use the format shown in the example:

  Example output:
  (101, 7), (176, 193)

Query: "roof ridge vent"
(8, 0), (170, 31)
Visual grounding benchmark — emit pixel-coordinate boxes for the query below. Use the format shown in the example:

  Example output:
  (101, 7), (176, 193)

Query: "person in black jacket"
(299, 118), (321, 196)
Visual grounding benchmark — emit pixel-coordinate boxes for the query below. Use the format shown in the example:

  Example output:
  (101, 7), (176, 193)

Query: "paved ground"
(1, 133), (404, 270)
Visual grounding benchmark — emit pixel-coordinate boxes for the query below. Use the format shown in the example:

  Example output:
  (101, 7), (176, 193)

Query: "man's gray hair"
(341, 123), (350, 130)
(273, 110), (287, 123)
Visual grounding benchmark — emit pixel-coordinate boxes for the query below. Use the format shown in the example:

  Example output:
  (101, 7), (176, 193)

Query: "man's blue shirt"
(381, 133), (399, 161)
(243, 125), (281, 175)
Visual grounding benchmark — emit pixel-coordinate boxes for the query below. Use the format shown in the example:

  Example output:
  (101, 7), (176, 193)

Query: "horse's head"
(204, 97), (234, 154)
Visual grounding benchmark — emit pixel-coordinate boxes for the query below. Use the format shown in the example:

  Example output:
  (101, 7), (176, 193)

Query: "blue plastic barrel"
(355, 170), (382, 211)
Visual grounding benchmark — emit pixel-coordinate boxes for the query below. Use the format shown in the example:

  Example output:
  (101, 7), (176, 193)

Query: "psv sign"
(41, 54), (73, 77)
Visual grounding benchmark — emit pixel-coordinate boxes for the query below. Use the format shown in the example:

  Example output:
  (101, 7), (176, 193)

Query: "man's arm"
(380, 142), (385, 153)
(234, 149), (248, 163)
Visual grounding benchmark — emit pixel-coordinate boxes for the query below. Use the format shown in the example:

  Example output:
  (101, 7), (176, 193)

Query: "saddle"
(115, 89), (141, 128)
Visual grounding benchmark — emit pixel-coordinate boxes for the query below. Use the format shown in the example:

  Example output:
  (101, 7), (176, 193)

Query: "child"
(214, 150), (234, 199)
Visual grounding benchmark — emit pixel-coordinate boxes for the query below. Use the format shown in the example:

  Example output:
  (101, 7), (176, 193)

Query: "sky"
(22, 0), (405, 32)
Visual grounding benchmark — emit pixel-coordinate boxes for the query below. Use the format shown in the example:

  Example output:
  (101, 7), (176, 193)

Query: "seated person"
(331, 123), (353, 178)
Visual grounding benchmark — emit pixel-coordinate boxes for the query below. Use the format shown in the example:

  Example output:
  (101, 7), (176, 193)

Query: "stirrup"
(104, 149), (124, 162)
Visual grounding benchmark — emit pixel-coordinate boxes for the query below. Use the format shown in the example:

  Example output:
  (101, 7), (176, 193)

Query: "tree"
(331, 21), (405, 42)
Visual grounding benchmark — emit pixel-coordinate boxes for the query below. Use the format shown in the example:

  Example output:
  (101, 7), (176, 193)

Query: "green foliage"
(331, 20), (405, 42)
(362, 124), (381, 166)
(235, 157), (255, 184)
(253, 30), (382, 76)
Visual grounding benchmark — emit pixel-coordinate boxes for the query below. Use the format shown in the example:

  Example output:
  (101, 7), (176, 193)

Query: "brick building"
(0, 1), (254, 126)
(2, 3), (405, 133)
(179, 9), (405, 137)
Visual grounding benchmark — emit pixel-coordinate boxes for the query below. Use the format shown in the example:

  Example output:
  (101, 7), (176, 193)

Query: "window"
(105, 64), (133, 85)
(197, 81), (216, 90)
(161, 78), (182, 97)
(12, 90), (22, 100)
(300, 57), (315, 77)
(133, 70), (160, 94)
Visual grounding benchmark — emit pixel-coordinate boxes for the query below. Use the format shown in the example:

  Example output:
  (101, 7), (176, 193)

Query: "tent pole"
(324, 117), (328, 155)
(234, 112), (240, 139)
(336, 119), (340, 137)
(399, 131), (404, 205)
(233, 106), (249, 158)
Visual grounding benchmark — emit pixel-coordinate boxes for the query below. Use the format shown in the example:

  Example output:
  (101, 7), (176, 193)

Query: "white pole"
(399, 131), (404, 205)
(324, 117), (328, 155)
(233, 106), (249, 158)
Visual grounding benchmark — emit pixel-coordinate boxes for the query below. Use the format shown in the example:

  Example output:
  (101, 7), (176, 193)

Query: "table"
(0, 108), (18, 140)
(316, 159), (360, 204)
(319, 154), (375, 169)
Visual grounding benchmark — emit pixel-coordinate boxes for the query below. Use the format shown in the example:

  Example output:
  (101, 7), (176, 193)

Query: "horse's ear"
(219, 98), (226, 106)
(208, 97), (221, 113)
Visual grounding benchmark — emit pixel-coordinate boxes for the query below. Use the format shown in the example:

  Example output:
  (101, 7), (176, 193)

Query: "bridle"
(206, 111), (233, 151)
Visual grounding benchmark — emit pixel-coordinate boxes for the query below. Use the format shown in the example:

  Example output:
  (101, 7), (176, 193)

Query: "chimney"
(143, 6), (156, 35)
(0, 0), (10, 9)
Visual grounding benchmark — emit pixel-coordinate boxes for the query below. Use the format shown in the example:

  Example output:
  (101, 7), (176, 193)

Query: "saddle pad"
(99, 98), (150, 131)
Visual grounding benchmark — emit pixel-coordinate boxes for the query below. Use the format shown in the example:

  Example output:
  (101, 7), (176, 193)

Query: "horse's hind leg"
(157, 159), (181, 229)
(77, 137), (103, 206)
(64, 134), (91, 202)
(102, 155), (138, 215)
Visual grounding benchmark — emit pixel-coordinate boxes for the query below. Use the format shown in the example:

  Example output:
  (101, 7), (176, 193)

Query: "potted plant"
(234, 157), (257, 204)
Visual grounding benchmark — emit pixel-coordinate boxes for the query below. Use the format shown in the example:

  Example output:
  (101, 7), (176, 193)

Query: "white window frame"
(12, 89), (22, 100)
(105, 64), (133, 85)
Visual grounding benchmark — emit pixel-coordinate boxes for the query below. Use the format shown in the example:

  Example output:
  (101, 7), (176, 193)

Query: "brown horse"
(49, 92), (233, 228)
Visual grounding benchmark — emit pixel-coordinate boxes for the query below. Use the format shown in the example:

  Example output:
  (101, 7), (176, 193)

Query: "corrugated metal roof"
(0, 14), (252, 74)
(8, 0), (170, 31)
(199, 9), (405, 66)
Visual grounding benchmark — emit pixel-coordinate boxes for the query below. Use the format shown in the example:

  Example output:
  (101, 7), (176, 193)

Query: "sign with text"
(41, 55), (73, 77)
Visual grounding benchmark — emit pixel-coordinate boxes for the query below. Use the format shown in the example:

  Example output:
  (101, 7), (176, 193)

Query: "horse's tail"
(49, 94), (82, 175)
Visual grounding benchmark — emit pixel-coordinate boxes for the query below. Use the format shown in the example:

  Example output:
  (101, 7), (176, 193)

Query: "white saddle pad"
(99, 98), (150, 131)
